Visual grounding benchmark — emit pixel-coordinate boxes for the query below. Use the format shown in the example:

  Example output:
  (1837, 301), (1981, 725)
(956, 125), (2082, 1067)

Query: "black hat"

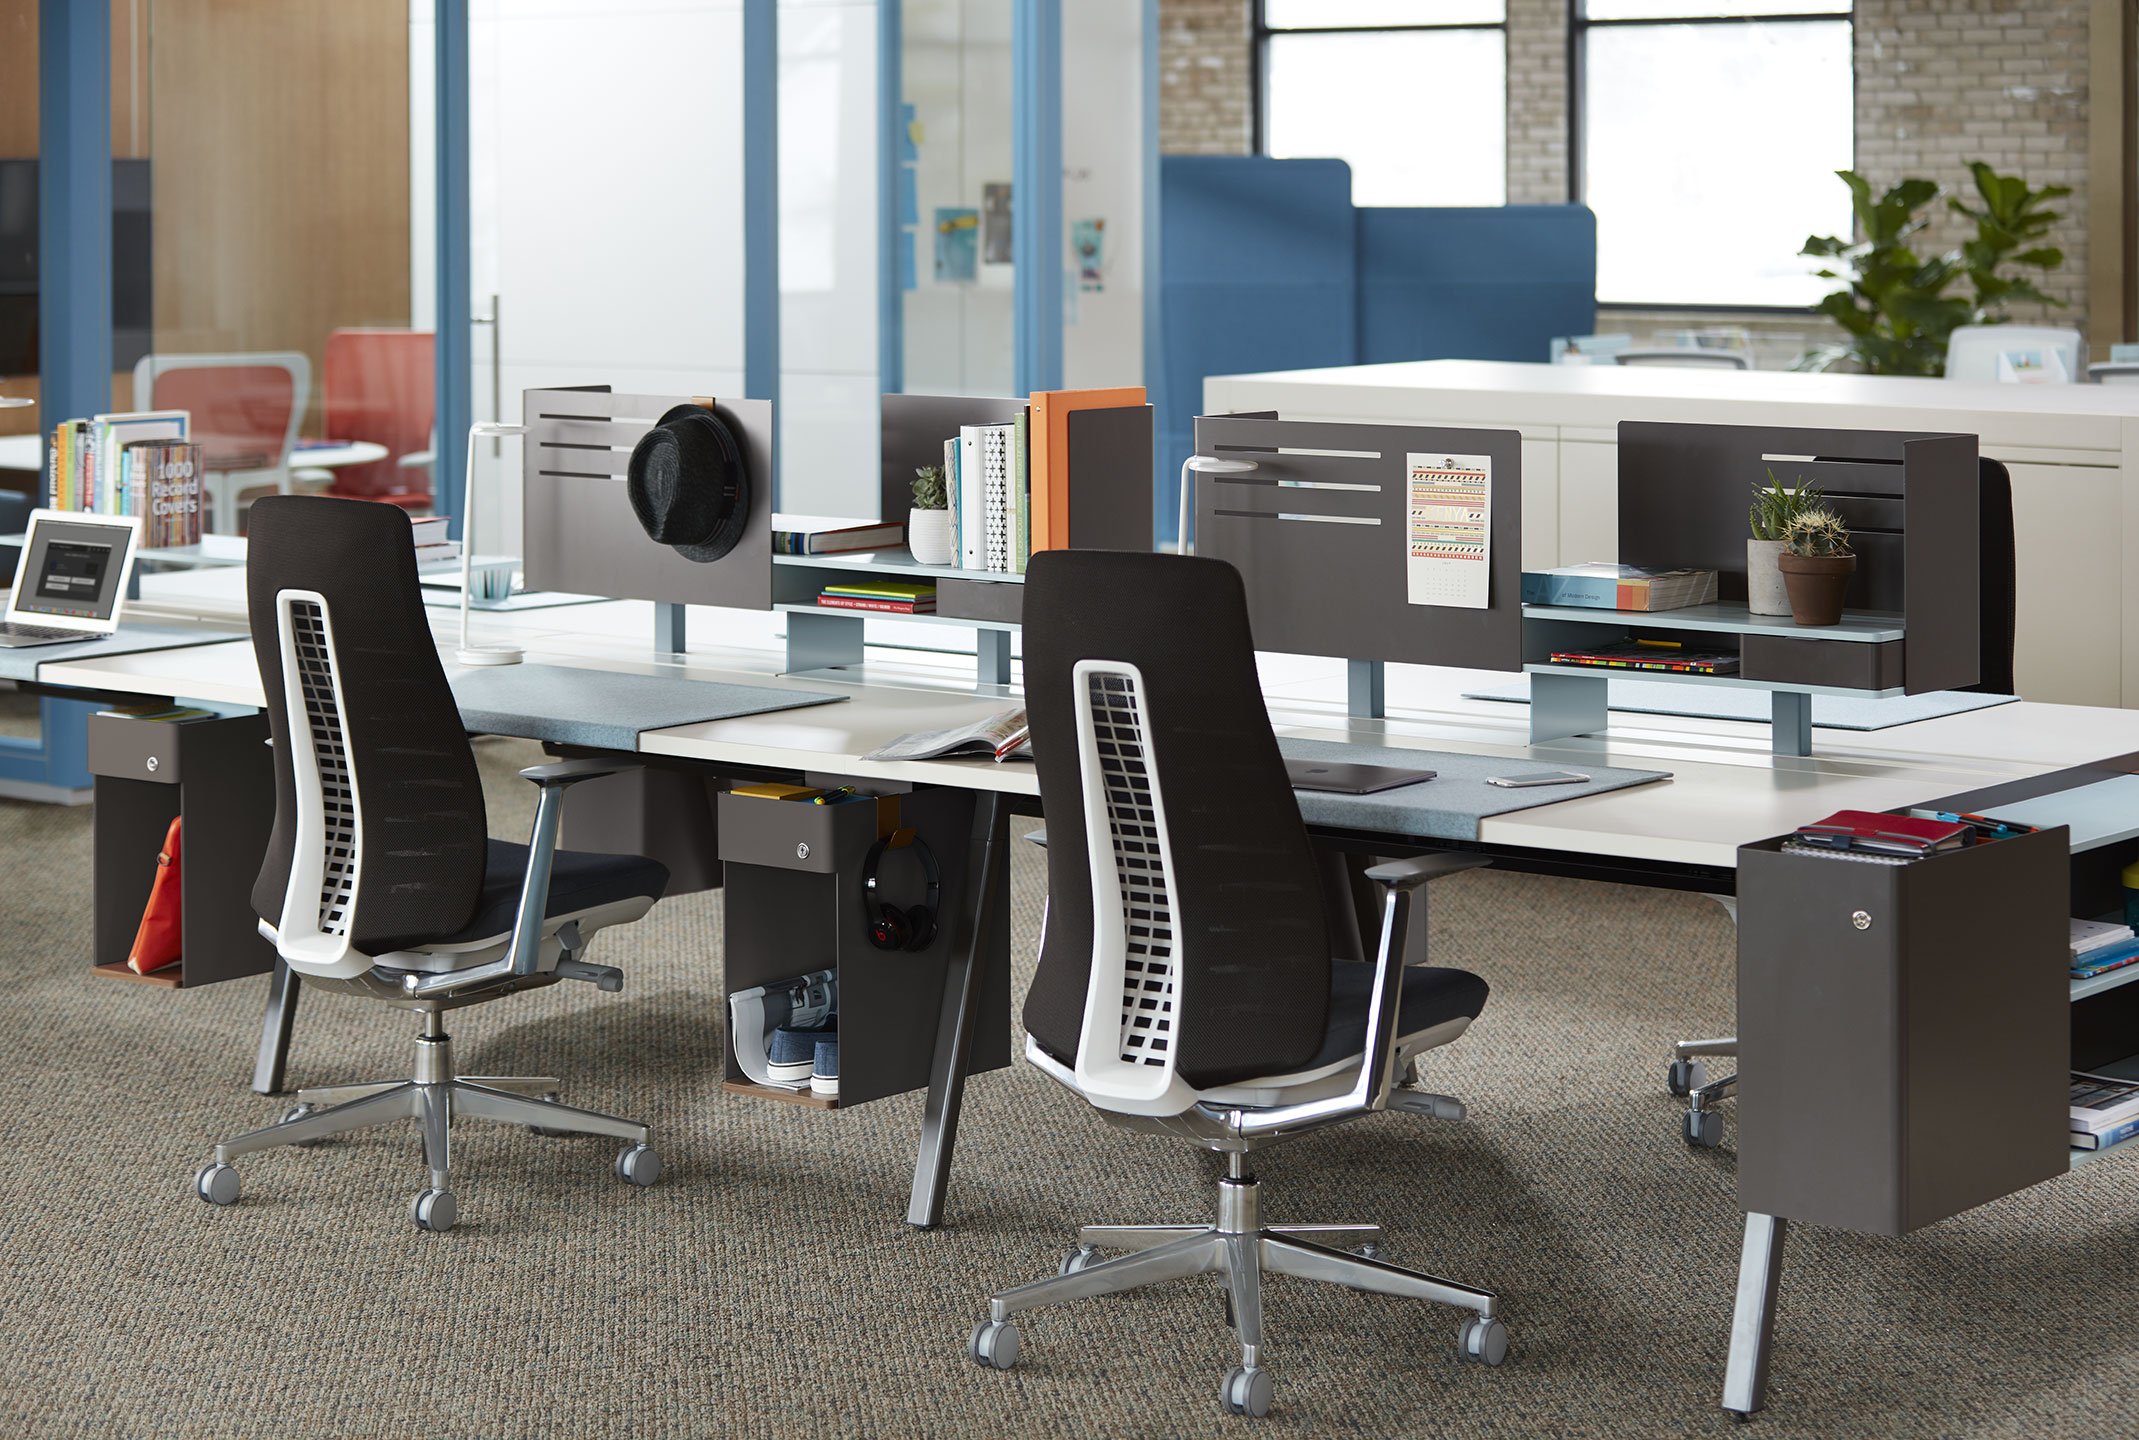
(626, 404), (750, 564)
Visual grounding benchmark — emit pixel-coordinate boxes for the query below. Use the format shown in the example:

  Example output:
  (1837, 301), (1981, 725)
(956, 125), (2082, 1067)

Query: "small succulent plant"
(1784, 506), (1853, 559)
(911, 465), (948, 511)
(1749, 468), (1822, 542)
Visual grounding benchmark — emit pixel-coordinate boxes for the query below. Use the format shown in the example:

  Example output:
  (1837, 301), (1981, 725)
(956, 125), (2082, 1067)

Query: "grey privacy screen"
(1192, 414), (1522, 670)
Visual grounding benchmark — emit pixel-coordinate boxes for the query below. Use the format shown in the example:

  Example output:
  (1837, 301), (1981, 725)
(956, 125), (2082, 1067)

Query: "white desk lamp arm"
(1177, 455), (1259, 555)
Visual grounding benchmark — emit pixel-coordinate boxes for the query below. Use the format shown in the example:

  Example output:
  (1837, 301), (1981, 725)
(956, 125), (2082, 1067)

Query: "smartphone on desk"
(1485, 770), (1590, 789)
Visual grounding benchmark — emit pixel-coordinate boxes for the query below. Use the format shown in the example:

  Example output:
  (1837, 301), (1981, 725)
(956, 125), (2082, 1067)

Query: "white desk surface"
(46, 569), (2139, 871)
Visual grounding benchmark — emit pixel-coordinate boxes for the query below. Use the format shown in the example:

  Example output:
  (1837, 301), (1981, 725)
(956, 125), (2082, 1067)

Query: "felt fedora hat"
(626, 403), (750, 564)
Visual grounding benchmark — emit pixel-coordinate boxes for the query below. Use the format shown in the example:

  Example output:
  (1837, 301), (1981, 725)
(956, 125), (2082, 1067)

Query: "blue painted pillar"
(878, 0), (904, 398)
(436, 0), (473, 539)
(1012, 0), (1063, 397)
(1142, 0), (1164, 540)
(39, 0), (111, 427)
(745, 0), (781, 434)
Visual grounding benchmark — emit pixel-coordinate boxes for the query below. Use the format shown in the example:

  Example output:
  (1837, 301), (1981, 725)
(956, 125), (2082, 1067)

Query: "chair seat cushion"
(429, 840), (669, 946)
(1302, 962), (1489, 1074)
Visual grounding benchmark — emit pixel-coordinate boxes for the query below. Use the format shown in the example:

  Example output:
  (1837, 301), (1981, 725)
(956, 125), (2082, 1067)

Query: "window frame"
(1253, 2), (1511, 195)
(1569, 1), (1856, 313)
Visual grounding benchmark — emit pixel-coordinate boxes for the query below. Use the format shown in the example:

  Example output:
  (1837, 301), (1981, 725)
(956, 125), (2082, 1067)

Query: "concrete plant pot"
(1746, 538), (1791, 617)
(1777, 551), (1856, 627)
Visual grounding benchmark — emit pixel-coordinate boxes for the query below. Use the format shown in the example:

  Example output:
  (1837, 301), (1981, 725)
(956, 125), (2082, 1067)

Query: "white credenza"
(1204, 360), (2139, 709)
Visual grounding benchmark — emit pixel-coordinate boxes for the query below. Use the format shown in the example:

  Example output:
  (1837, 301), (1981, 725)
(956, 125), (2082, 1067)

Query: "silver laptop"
(1285, 758), (1438, 795)
(0, 510), (143, 648)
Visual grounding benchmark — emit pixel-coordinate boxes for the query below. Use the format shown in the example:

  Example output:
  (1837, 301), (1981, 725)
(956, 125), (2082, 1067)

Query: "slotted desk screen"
(1193, 415), (1522, 670)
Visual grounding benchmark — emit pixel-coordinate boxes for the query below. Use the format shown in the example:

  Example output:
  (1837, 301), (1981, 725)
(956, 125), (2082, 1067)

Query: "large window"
(1577, 1), (1853, 307)
(1258, 2), (1508, 208)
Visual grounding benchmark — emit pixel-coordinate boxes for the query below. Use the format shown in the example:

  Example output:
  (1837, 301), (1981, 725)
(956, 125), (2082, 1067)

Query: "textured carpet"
(2, 734), (2135, 1439)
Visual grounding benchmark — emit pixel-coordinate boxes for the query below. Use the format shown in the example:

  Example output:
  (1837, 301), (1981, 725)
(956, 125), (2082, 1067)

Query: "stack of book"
(939, 386), (1146, 576)
(1546, 638), (1740, 675)
(2070, 1071), (2139, 1151)
(126, 440), (205, 548)
(1522, 563), (1720, 612)
(410, 515), (460, 567)
(46, 410), (194, 521)
(817, 580), (936, 615)
(771, 515), (907, 556)
(2070, 918), (2139, 979)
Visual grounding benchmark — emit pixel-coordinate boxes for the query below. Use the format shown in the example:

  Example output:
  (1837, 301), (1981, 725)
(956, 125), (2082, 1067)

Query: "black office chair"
(1668, 456), (2019, 1143)
(966, 551), (1509, 1418)
(192, 496), (670, 1231)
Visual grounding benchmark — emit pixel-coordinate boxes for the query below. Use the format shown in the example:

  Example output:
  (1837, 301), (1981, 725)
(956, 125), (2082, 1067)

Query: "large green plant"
(1798, 164), (2070, 376)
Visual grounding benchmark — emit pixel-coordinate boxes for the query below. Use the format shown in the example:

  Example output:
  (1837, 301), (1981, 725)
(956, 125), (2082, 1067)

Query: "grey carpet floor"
(1, 730), (2135, 1439)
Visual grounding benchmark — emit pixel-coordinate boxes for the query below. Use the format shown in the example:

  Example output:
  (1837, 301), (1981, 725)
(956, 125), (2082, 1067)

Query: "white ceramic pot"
(909, 507), (954, 566)
(1746, 538), (1791, 616)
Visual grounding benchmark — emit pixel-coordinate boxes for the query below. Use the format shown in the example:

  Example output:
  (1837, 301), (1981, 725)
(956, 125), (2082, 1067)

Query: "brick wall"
(1158, 0), (2103, 345)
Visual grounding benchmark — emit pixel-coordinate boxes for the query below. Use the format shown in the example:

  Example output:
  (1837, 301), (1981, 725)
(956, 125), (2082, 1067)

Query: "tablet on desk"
(1285, 759), (1437, 795)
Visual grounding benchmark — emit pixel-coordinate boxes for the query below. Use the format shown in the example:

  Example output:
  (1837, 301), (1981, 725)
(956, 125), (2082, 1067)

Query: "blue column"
(877, 0), (904, 398)
(39, 0), (112, 428)
(1141, 0), (1164, 540)
(1012, 0), (1063, 397)
(435, 0), (473, 539)
(745, 0), (781, 492)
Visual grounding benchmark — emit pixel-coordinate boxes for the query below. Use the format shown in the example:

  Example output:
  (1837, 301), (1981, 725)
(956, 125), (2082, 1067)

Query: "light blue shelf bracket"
(1529, 671), (1609, 746)
(978, 630), (1013, 689)
(1771, 691), (1812, 757)
(656, 602), (687, 656)
(1347, 659), (1385, 720)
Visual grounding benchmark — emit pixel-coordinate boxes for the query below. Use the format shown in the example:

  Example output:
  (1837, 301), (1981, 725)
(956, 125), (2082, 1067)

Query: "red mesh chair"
(319, 329), (436, 512)
(133, 352), (310, 534)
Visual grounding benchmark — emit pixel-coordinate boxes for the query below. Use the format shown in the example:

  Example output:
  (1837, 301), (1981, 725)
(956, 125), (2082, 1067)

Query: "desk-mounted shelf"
(773, 550), (1025, 586)
(720, 1078), (838, 1111)
(1521, 663), (1905, 702)
(2071, 1131), (2139, 1168)
(1520, 602), (1905, 644)
(2071, 965), (2139, 1003)
(773, 603), (1019, 634)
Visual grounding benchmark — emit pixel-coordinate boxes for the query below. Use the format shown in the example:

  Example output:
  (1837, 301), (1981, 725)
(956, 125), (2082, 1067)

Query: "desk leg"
(1722, 1211), (1788, 1420)
(1770, 692), (1812, 757)
(252, 959), (302, 1096)
(907, 791), (1005, 1230)
(1530, 671), (1608, 744)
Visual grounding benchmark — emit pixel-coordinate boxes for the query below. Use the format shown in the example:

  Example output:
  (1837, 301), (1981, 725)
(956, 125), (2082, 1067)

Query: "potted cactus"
(1777, 506), (1856, 626)
(1747, 469), (1821, 617)
(908, 465), (953, 565)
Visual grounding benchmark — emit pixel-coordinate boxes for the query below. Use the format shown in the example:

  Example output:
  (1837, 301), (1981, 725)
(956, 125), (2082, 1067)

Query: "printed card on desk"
(1404, 453), (1491, 609)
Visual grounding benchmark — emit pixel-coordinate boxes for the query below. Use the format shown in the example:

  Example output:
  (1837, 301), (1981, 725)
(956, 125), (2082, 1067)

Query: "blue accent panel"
(1156, 157), (1357, 547)
(1012, 0), (1062, 396)
(435, 0), (473, 540)
(1141, 0), (1162, 538)
(0, 698), (98, 795)
(878, 0), (903, 397)
(38, 0), (112, 428)
(744, 0), (780, 424)
(1355, 205), (1597, 365)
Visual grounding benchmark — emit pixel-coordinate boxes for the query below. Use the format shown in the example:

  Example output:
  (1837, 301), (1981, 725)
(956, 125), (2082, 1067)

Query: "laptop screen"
(14, 519), (131, 623)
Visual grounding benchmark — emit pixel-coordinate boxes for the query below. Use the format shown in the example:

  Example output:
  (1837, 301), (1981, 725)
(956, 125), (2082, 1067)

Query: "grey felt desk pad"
(12, 625), (239, 684)
(1275, 737), (1670, 841)
(1463, 676), (2016, 731)
(449, 663), (844, 749)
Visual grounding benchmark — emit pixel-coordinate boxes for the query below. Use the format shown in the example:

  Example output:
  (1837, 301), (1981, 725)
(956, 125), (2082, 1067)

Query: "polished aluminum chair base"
(194, 1008), (657, 1232)
(969, 1153), (1507, 1417)
(1669, 1035), (1738, 1149)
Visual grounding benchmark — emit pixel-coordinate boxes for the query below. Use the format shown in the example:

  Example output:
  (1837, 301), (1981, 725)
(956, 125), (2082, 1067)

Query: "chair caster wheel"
(528, 1092), (569, 1137)
(614, 1143), (661, 1187)
(279, 1102), (326, 1146)
(195, 1162), (239, 1206)
(1354, 1241), (1383, 1261)
(1223, 1364), (1274, 1417)
(411, 1188), (457, 1233)
(1667, 1058), (1707, 1097)
(1459, 1316), (1509, 1366)
(1058, 1244), (1099, 1277)
(969, 1319), (1020, 1370)
(1684, 1109), (1724, 1149)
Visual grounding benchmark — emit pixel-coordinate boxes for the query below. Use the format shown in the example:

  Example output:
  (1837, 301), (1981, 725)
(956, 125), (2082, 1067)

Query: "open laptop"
(0, 510), (142, 648)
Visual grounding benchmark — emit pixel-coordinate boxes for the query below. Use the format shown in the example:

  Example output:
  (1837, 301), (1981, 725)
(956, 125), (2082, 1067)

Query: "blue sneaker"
(768, 1023), (830, 1085)
(810, 1036), (840, 1100)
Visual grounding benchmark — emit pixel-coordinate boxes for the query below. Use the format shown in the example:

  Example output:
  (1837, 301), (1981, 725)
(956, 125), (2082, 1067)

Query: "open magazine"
(864, 706), (1032, 763)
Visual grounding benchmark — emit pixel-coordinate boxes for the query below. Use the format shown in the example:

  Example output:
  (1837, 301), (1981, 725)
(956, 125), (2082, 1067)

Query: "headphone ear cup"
(902, 905), (936, 952)
(870, 904), (910, 952)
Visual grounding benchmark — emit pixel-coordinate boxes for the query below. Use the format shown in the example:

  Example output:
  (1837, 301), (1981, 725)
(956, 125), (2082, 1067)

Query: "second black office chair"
(193, 496), (671, 1232)
(967, 550), (1510, 1418)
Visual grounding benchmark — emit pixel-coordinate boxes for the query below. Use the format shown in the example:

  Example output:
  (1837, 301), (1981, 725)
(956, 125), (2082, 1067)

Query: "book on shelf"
(957, 427), (984, 570)
(46, 410), (192, 517)
(772, 514), (907, 556)
(1028, 386), (1146, 554)
(2071, 939), (2139, 980)
(2071, 1117), (2139, 1152)
(982, 424), (1014, 573)
(818, 595), (935, 615)
(818, 580), (936, 614)
(864, 706), (1031, 763)
(1522, 563), (1720, 613)
(414, 540), (463, 567)
(1012, 408), (1032, 574)
(125, 440), (205, 548)
(2071, 1072), (2139, 1138)
(2071, 918), (2136, 958)
(944, 435), (962, 568)
(1546, 639), (1740, 675)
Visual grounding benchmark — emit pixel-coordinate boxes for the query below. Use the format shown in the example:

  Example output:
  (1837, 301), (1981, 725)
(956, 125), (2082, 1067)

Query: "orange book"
(1028, 386), (1146, 553)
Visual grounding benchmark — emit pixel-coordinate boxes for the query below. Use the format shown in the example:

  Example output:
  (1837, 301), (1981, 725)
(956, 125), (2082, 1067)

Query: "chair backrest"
(1944, 324), (2083, 383)
(1021, 550), (1332, 1107)
(1613, 348), (1750, 371)
(246, 495), (488, 978)
(321, 329), (436, 500)
(134, 351), (310, 475)
(2089, 362), (2139, 385)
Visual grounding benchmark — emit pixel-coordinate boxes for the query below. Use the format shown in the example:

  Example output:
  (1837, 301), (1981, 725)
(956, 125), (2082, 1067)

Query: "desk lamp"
(1177, 454), (1259, 555)
(456, 421), (530, 667)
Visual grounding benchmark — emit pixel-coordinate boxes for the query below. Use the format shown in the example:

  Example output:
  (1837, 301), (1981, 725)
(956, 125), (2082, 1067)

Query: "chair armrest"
(1364, 853), (1491, 893)
(519, 756), (636, 788)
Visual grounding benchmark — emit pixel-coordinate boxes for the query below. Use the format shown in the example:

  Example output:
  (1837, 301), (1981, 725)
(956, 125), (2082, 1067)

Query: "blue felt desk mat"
(449, 663), (844, 749)
(11, 625), (240, 684)
(1275, 737), (1670, 841)
(1462, 676), (2016, 731)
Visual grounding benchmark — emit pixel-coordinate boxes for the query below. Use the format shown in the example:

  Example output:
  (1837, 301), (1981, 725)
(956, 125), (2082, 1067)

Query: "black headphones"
(862, 827), (941, 952)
